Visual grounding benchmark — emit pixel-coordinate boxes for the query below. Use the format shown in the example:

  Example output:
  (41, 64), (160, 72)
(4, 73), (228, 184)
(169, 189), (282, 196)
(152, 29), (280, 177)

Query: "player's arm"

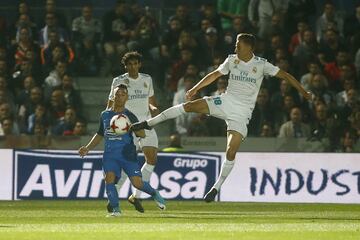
(275, 69), (312, 101)
(186, 70), (223, 100)
(149, 96), (159, 117)
(79, 134), (103, 157)
(79, 115), (104, 157)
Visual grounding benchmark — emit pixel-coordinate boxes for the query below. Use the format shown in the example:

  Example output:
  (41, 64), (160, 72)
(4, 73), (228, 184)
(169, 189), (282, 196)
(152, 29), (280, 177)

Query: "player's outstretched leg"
(131, 176), (166, 210)
(131, 104), (186, 131)
(204, 130), (242, 202)
(105, 172), (121, 217)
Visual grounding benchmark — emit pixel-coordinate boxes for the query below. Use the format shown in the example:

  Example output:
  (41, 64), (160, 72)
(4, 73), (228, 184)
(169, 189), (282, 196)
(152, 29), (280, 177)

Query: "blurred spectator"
(211, 77), (227, 96)
(41, 0), (68, 29)
(300, 61), (322, 91)
(344, 5), (360, 41)
(316, 2), (344, 42)
(16, 75), (36, 105)
(102, 1), (132, 75)
(39, 12), (69, 48)
(162, 133), (184, 152)
(72, 4), (102, 76)
(271, 79), (300, 110)
(33, 122), (48, 137)
(307, 73), (334, 106)
(127, 15), (159, 60)
(169, 48), (196, 92)
(199, 27), (226, 67)
(11, 14), (37, 45)
(349, 110), (360, 139)
(278, 107), (310, 138)
(177, 64), (199, 91)
(248, 0), (288, 39)
(337, 88), (360, 122)
(18, 86), (43, 132)
(187, 114), (210, 136)
(323, 50), (353, 91)
(248, 88), (274, 136)
(0, 117), (16, 136)
(310, 103), (339, 143)
(48, 88), (67, 124)
(173, 74), (197, 135)
(264, 13), (285, 41)
(336, 78), (356, 107)
(198, 3), (222, 31)
(59, 74), (82, 113)
(336, 130), (359, 153)
(0, 76), (16, 110)
(318, 28), (346, 64)
(27, 103), (49, 134)
(0, 103), (20, 136)
(170, 4), (194, 31)
(218, 0), (249, 30)
(260, 122), (275, 137)
(288, 21), (309, 55)
(10, 27), (40, 69)
(72, 119), (87, 136)
(171, 30), (198, 61)
(40, 30), (74, 73)
(72, 5), (102, 51)
(52, 107), (77, 135)
(160, 16), (182, 61)
(285, 0), (316, 35)
(274, 94), (296, 132)
(43, 60), (67, 100)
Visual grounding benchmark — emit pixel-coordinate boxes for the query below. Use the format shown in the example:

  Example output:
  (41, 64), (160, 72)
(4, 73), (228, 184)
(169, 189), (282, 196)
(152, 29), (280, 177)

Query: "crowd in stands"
(0, 0), (359, 152)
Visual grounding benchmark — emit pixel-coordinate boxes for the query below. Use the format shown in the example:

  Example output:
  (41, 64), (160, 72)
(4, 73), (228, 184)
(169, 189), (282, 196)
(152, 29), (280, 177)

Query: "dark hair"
(121, 51), (142, 66)
(237, 33), (256, 49)
(115, 83), (128, 93)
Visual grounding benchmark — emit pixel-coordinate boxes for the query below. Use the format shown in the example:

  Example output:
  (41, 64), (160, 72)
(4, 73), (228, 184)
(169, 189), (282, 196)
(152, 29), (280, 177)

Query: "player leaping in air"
(131, 33), (313, 202)
(79, 84), (165, 217)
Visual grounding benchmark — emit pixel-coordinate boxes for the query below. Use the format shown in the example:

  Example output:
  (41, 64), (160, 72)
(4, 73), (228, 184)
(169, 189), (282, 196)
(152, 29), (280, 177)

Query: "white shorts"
(204, 94), (252, 138)
(135, 128), (158, 149)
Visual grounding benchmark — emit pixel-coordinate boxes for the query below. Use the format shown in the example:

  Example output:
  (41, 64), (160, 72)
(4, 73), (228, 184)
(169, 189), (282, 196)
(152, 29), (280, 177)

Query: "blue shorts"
(102, 154), (142, 178)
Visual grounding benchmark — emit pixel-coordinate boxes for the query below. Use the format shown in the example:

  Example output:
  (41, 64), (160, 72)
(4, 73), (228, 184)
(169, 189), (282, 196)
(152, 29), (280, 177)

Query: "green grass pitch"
(0, 200), (360, 240)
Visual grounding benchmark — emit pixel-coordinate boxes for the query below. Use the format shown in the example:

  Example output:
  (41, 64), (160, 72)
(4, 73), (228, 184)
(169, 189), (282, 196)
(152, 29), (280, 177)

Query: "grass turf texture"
(0, 200), (360, 240)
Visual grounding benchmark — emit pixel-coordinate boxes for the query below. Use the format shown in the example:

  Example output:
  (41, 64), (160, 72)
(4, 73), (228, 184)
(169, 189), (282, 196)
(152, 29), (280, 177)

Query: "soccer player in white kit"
(107, 52), (159, 212)
(131, 33), (313, 202)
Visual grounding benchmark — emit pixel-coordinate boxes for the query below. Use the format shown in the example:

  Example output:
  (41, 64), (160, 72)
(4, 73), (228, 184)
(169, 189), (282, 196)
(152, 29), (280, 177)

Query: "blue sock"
(139, 181), (156, 196)
(106, 183), (119, 211)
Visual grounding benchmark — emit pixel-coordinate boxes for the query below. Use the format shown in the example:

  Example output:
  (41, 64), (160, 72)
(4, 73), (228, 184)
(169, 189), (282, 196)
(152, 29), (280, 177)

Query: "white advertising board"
(0, 150), (13, 200)
(220, 153), (360, 203)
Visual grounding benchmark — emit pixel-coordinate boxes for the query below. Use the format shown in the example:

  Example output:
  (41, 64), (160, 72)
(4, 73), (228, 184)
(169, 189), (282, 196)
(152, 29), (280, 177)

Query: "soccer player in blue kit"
(78, 84), (165, 217)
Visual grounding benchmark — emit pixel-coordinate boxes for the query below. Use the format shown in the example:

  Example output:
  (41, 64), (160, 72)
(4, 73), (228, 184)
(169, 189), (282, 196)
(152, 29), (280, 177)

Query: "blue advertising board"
(14, 150), (220, 200)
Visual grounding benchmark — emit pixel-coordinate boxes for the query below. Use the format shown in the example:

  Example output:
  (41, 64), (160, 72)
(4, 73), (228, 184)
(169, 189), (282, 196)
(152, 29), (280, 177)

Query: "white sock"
(147, 104), (185, 127)
(115, 170), (128, 193)
(134, 163), (155, 198)
(213, 159), (235, 191)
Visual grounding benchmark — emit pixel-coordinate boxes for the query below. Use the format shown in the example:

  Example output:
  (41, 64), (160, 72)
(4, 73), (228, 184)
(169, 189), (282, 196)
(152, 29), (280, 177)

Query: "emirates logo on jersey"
(252, 67), (257, 73)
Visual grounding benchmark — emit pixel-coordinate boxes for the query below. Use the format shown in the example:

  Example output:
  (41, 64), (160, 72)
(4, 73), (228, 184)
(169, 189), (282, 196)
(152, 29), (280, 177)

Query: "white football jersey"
(217, 54), (279, 109)
(109, 73), (154, 121)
